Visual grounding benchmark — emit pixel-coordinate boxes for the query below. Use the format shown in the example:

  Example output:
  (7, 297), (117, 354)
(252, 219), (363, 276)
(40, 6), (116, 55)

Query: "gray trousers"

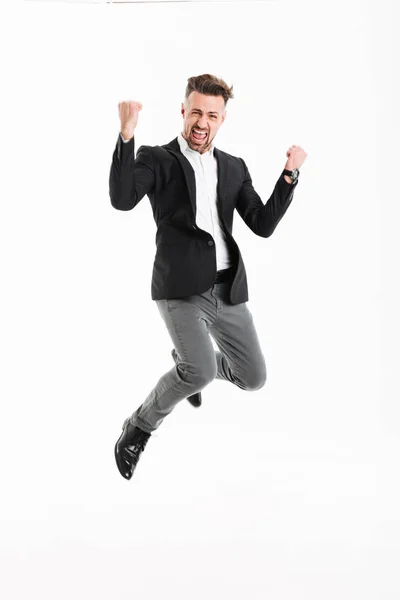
(129, 276), (267, 433)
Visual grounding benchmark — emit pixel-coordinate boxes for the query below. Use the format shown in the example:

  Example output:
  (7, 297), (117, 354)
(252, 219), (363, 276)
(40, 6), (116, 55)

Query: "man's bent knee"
(176, 360), (217, 390)
(244, 367), (267, 391)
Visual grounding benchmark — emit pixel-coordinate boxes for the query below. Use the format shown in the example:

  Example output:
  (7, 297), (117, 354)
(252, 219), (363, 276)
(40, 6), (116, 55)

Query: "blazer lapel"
(214, 147), (228, 208)
(163, 137), (229, 221)
(164, 138), (197, 218)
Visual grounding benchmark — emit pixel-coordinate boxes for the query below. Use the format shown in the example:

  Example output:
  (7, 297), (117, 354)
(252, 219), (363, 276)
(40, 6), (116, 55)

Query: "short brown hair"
(185, 74), (234, 109)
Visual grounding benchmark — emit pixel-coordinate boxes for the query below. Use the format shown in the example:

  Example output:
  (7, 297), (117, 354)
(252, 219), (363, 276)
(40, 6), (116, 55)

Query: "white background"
(2, 0), (399, 598)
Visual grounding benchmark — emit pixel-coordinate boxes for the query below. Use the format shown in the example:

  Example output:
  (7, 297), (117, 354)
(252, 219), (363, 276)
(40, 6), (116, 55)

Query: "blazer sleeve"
(235, 158), (299, 237)
(109, 134), (155, 211)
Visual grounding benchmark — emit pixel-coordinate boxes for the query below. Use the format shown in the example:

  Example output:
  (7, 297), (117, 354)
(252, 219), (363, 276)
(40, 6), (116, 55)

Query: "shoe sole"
(114, 420), (132, 480)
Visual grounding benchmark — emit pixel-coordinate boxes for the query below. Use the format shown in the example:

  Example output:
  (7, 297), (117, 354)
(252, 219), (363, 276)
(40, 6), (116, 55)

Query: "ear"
(181, 102), (185, 116)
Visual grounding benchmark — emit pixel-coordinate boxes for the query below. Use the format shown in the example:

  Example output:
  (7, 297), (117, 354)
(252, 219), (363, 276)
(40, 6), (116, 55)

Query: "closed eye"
(192, 112), (217, 118)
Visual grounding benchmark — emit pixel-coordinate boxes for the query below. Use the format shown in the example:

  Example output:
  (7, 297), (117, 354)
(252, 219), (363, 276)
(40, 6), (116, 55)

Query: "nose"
(197, 116), (208, 129)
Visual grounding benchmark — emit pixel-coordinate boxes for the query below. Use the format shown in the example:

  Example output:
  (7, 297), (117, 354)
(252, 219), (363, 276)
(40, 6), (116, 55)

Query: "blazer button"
(208, 240), (214, 246)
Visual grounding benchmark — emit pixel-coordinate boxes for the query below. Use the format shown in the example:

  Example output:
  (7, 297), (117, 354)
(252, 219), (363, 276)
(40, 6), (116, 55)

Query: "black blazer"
(109, 134), (299, 304)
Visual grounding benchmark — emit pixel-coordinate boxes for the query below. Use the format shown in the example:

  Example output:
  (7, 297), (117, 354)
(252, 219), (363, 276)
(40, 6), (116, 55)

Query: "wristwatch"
(283, 168), (300, 182)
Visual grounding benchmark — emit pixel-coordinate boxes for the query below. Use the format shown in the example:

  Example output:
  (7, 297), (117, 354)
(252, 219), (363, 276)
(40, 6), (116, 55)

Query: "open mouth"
(191, 129), (207, 142)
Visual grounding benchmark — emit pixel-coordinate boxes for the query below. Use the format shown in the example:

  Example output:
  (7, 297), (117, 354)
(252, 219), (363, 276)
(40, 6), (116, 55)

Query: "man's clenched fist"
(118, 100), (143, 141)
(285, 145), (308, 171)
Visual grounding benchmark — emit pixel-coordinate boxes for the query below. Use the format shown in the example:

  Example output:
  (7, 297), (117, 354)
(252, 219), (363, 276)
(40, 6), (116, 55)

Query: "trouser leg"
(129, 295), (217, 433)
(210, 296), (267, 391)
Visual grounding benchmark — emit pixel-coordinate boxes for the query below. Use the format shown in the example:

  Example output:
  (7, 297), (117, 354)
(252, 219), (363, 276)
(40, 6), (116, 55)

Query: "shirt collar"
(178, 132), (215, 157)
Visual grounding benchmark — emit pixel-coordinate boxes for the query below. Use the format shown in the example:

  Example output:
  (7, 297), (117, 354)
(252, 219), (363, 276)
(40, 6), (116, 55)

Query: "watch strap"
(283, 168), (299, 180)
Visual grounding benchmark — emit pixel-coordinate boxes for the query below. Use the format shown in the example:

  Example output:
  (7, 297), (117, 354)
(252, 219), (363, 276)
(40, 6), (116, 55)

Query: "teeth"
(193, 129), (207, 135)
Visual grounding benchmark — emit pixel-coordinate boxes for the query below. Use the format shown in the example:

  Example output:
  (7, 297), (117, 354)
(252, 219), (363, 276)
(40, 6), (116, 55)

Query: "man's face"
(181, 91), (226, 154)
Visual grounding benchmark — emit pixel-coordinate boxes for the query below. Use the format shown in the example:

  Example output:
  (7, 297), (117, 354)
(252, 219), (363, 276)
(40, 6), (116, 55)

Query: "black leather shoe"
(171, 348), (202, 408)
(114, 418), (151, 480)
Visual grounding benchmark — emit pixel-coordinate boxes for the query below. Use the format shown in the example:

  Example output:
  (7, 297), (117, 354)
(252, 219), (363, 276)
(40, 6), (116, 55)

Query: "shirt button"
(208, 240), (214, 246)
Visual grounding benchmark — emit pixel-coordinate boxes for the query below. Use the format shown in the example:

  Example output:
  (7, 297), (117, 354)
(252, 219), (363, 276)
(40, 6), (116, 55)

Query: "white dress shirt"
(120, 132), (232, 270)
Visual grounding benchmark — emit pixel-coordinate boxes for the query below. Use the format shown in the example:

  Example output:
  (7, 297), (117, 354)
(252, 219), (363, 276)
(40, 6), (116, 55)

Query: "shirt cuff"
(119, 132), (132, 143)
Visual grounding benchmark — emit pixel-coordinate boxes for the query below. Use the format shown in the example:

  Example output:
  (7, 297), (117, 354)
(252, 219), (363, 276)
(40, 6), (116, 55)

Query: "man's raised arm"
(109, 100), (155, 211)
